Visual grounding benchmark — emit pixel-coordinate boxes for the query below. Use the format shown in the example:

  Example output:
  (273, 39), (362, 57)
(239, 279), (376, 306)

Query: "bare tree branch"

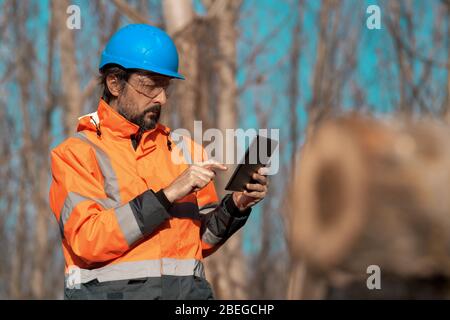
(111, 0), (150, 24)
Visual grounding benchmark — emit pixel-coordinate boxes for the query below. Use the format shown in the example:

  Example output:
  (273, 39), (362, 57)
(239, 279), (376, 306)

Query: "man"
(49, 24), (269, 300)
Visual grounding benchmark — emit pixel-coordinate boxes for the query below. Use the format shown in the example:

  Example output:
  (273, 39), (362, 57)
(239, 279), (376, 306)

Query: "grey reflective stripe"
(199, 202), (219, 215)
(59, 192), (90, 234)
(68, 259), (205, 285)
(59, 192), (116, 235)
(170, 132), (192, 164)
(162, 258), (205, 277)
(60, 132), (142, 245)
(199, 203), (221, 245)
(73, 132), (122, 203)
(114, 203), (142, 245)
(201, 228), (222, 245)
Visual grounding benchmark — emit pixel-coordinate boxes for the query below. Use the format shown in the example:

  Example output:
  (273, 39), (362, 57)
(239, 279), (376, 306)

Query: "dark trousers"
(64, 275), (215, 300)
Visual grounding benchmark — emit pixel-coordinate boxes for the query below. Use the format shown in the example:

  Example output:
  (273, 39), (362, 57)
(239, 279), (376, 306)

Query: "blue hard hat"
(99, 24), (185, 80)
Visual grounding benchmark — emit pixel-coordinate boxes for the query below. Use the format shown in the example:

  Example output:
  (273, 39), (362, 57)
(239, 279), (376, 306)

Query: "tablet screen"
(225, 135), (278, 192)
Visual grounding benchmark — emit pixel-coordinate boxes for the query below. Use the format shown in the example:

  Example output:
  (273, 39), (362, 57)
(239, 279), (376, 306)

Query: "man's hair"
(98, 64), (131, 103)
(99, 65), (167, 103)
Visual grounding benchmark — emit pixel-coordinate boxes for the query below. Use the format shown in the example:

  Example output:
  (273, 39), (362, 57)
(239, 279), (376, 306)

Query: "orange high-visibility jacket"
(49, 99), (250, 298)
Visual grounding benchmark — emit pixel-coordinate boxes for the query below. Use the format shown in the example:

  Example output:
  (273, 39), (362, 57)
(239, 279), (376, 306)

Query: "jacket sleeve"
(182, 136), (252, 257)
(197, 186), (251, 258)
(49, 140), (171, 265)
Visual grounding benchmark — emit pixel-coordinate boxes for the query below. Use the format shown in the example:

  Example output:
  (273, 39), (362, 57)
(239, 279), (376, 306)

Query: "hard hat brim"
(100, 53), (185, 80)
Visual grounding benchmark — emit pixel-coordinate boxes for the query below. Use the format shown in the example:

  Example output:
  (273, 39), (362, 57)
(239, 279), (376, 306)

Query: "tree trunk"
(445, 3), (450, 122)
(204, 0), (247, 300)
(54, 0), (82, 136)
(30, 0), (56, 298)
(162, 0), (197, 133)
(287, 0), (337, 300)
(306, 0), (337, 140)
(9, 0), (34, 299)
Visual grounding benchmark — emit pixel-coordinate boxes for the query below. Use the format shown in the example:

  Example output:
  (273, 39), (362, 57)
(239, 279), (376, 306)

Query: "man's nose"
(153, 89), (167, 105)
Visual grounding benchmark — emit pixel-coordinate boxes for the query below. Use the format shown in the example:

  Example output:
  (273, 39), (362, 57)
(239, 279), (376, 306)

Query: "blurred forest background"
(2, 0), (450, 299)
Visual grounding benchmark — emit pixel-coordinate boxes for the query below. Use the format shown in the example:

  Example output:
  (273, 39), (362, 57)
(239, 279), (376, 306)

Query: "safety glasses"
(125, 77), (172, 100)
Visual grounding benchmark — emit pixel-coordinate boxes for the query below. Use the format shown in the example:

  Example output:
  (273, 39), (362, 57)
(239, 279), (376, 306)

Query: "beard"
(117, 96), (161, 131)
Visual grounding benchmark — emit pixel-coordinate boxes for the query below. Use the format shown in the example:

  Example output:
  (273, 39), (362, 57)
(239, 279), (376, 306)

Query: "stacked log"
(289, 115), (450, 297)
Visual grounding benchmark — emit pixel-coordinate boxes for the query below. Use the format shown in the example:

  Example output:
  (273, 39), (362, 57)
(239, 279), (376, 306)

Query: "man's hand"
(163, 160), (227, 203)
(232, 167), (269, 211)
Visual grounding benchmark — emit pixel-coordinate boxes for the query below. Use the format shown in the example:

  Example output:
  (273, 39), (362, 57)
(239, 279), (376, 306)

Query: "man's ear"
(106, 75), (122, 98)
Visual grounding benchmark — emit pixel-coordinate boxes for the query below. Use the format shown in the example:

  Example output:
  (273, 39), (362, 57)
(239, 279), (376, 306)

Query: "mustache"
(143, 104), (161, 115)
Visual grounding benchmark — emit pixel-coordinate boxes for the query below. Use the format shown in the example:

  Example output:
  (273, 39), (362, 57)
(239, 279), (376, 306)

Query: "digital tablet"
(225, 135), (278, 192)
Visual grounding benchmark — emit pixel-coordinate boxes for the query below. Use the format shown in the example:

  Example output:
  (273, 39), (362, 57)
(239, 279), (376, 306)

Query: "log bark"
(290, 115), (450, 298)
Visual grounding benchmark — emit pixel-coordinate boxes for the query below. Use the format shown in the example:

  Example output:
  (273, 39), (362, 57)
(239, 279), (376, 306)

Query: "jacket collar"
(77, 99), (170, 139)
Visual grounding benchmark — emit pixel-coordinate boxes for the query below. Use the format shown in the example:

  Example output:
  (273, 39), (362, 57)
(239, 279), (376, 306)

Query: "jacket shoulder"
(51, 132), (96, 161)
